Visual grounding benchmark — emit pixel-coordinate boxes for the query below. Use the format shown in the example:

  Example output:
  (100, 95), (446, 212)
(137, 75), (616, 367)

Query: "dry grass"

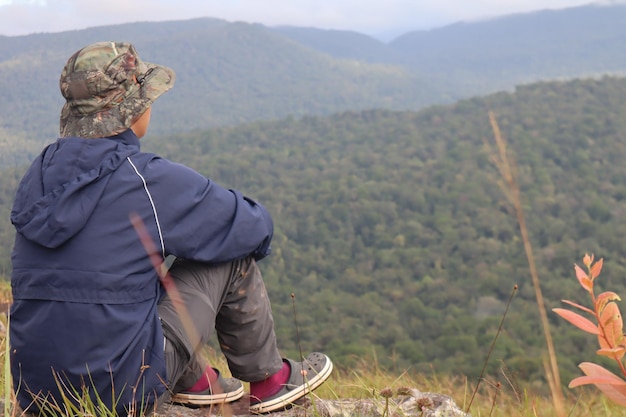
(202, 348), (626, 417)
(0, 286), (624, 416)
(0, 279), (625, 416)
(0, 272), (625, 417)
(318, 361), (626, 417)
(483, 111), (566, 416)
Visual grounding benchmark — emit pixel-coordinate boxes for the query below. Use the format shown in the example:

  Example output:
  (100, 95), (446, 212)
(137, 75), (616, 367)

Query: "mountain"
(389, 4), (626, 86)
(271, 26), (400, 63)
(0, 18), (430, 167)
(274, 4), (626, 92)
(4, 3), (626, 165)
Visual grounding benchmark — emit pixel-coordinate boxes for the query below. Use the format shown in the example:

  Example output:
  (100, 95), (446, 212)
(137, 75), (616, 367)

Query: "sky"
(0, 0), (617, 39)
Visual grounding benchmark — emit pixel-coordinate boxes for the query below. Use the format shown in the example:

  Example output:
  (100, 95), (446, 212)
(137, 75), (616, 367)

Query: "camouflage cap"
(59, 41), (175, 138)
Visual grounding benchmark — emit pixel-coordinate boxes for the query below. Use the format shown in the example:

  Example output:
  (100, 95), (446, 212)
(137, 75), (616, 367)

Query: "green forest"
(3, 76), (626, 394)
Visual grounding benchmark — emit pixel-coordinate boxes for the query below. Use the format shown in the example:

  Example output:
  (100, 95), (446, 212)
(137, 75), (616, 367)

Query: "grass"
(3, 328), (623, 417)
(314, 363), (626, 416)
(484, 111), (566, 416)
(0, 278), (625, 417)
(197, 348), (626, 417)
(315, 360), (626, 417)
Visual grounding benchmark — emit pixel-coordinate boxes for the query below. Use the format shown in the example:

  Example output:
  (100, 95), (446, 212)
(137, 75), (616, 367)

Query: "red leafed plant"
(553, 254), (626, 406)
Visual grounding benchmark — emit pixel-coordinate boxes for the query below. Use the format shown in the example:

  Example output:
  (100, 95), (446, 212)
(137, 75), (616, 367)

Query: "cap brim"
(139, 62), (176, 102)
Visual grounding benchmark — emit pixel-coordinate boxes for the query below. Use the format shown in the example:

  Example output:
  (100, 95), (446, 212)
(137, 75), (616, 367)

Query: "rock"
(154, 388), (471, 417)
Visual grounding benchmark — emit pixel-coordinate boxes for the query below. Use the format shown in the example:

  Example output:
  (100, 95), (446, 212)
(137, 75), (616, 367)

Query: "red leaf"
(596, 292), (622, 316)
(569, 375), (626, 388)
(572, 362), (626, 406)
(598, 302), (624, 349)
(561, 299), (594, 315)
(575, 264), (593, 293)
(553, 308), (599, 335)
(583, 254), (594, 268)
(590, 258), (604, 280)
(597, 347), (626, 360)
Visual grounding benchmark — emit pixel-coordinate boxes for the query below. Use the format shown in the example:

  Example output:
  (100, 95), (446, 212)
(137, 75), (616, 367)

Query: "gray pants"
(157, 256), (283, 397)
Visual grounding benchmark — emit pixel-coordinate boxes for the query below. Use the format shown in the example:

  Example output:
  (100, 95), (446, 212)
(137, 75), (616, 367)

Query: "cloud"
(0, 0), (443, 35)
(429, 0), (602, 21)
(0, 0), (615, 37)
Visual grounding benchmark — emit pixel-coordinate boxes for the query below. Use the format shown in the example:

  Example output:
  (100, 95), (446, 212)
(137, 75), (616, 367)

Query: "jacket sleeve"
(141, 156), (273, 263)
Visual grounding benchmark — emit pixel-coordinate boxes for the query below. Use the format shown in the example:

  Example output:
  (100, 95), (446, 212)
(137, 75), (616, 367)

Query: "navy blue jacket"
(10, 129), (273, 415)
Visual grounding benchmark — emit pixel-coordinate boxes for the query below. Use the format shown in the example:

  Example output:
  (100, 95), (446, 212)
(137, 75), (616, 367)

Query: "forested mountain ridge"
(4, 3), (626, 167)
(387, 3), (626, 95)
(2, 76), (625, 389)
(140, 75), (626, 387)
(0, 18), (426, 168)
(274, 3), (626, 92)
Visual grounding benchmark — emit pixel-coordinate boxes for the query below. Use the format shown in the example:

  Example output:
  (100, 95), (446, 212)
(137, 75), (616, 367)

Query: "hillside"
(271, 26), (400, 63)
(389, 4), (626, 88)
(0, 18), (428, 168)
(275, 3), (626, 92)
(5, 3), (626, 167)
(2, 76), (626, 390)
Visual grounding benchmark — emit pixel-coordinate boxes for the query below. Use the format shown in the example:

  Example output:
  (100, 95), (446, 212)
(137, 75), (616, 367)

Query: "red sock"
(250, 361), (290, 400)
(186, 365), (219, 392)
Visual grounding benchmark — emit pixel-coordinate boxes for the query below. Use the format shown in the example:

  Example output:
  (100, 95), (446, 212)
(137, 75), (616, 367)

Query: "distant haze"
(0, 0), (614, 38)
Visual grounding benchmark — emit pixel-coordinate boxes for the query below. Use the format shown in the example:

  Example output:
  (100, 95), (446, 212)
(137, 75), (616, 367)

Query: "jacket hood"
(11, 130), (140, 248)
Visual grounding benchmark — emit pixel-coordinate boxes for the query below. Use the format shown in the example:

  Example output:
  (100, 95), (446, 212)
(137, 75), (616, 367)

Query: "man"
(10, 41), (332, 416)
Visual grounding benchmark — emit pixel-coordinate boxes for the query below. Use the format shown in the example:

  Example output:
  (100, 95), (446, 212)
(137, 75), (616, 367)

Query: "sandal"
(249, 352), (333, 413)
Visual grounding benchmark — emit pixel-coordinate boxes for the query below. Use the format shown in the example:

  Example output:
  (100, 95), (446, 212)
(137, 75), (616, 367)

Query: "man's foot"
(249, 352), (333, 413)
(170, 369), (244, 406)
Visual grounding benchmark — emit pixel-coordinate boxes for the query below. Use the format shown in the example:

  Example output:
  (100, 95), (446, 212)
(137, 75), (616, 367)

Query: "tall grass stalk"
(466, 284), (517, 412)
(483, 111), (565, 417)
(3, 312), (10, 417)
(130, 214), (233, 416)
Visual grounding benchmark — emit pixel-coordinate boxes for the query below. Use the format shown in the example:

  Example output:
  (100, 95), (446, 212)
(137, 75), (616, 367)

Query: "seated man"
(10, 41), (332, 416)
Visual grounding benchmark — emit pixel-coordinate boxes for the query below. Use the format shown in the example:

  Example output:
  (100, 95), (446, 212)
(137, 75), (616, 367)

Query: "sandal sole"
(171, 384), (244, 405)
